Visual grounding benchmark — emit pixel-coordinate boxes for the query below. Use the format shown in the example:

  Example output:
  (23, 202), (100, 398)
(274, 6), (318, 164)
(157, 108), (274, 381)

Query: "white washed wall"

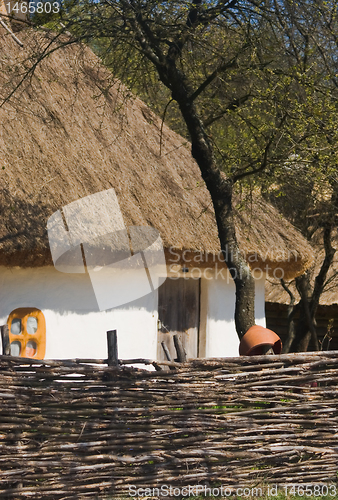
(254, 272), (267, 328)
(200, 269), (266, 358)
(0, 266), (158, 360)
(0, 265), (266, 361)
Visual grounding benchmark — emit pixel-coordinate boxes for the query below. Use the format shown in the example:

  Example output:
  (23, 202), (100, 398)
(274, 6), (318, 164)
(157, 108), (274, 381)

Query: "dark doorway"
(157, 277), (200, 361)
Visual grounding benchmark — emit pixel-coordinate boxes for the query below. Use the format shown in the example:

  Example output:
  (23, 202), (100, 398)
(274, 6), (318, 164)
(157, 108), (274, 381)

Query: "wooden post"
(173, 334), (186, 362)
(161, 341), (172, 361)
(107, 330), (119, 367)
(1, 324), (10, 355)
(161, 341), (176, 370)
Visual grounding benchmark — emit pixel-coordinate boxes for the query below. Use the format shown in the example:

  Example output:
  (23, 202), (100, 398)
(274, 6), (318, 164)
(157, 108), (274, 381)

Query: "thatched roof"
(266, 230), (338, 306)
(0, 28), (314, 279)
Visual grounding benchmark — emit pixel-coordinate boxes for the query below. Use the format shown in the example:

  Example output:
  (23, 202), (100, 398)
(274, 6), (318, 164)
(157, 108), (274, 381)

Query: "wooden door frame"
(157, 276), (202, 361)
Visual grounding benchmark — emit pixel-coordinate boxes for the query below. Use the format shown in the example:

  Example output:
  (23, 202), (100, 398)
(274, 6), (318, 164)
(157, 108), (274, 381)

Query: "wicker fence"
(0, 351), (338, 498)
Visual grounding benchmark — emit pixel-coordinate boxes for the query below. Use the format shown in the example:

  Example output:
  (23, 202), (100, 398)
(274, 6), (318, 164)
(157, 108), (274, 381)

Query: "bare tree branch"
(203, 94), (251, 128)
(189, 52), (245, 102)
(232, 114), (287, 182)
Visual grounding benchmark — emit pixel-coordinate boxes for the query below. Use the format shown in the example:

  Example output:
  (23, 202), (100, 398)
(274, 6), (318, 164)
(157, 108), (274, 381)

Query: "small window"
(7, 308), (46, 359)
(10, 341), (21, 357)
(26, 317), (38, 334)
(11, 318), (21, 335)
(26, 340), (37, 357)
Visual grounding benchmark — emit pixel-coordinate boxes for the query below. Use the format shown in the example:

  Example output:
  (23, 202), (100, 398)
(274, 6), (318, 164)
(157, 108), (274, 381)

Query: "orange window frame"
(7, 308), (46, 359)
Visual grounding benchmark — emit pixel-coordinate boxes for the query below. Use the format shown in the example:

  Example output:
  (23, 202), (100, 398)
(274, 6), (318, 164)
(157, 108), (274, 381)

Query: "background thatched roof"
(266, 230), (338, 306)
(0, 28), (314, 278)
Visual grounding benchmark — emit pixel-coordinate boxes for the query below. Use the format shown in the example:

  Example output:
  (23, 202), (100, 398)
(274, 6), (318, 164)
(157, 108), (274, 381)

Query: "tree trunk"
(289, 223), (336, 353)
(291, 274), (319, 352)
(280, 279), (296, 354)
(160, 65), (255, 339)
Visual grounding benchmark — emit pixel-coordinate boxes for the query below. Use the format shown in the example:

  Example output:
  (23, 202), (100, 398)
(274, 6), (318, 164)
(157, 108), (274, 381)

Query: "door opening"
(157, 277), (200, 361)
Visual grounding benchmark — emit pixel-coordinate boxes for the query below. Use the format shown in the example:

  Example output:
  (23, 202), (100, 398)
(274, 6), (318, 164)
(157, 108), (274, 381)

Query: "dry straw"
(0, 28), (313, 278)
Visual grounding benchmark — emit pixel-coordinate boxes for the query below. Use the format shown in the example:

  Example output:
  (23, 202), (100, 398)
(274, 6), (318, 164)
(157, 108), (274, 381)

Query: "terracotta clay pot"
(239, 325), (282, 356)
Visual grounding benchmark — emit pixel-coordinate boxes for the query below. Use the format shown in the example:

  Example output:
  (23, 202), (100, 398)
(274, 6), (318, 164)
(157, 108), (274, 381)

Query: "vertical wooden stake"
(173, 334), (186, 362)
(161, 341), (172, 361)
(107, 330), (119, 367)
(161, 341), (176, 370)
(1, 325), (10, 356)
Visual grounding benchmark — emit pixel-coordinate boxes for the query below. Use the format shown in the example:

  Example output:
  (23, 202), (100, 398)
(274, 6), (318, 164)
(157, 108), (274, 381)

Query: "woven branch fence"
(0, 351), (338, 498)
